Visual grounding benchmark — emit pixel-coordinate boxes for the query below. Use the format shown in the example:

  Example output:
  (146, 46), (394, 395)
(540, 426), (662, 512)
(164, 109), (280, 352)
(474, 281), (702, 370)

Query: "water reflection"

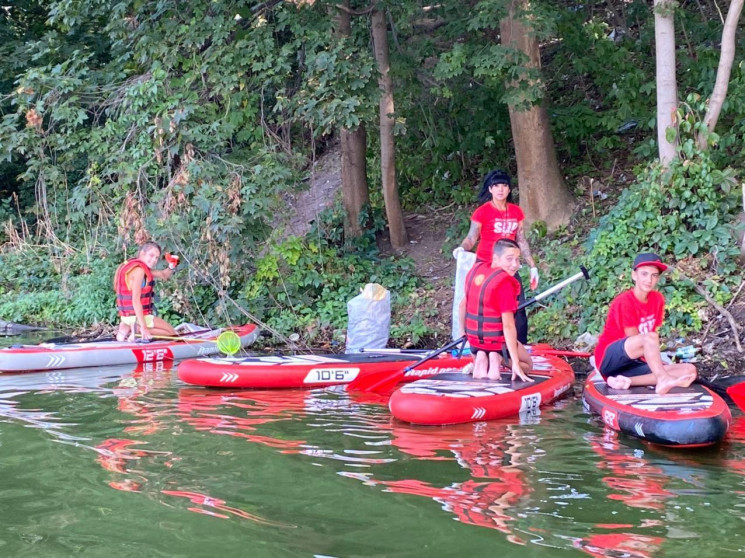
(588, 430), (674, 510)
(366, 421), (534, 544)
(0, 359), (743, 555)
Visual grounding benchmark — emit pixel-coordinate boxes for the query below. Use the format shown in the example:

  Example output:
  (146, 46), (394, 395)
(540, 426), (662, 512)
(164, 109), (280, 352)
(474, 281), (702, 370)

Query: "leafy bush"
(531, 147), (743, 345)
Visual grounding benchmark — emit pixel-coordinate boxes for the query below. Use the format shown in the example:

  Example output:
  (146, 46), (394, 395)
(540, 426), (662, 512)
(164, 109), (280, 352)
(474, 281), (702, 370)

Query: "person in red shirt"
(453, 170), (538, 343)
(594, 253), (697, 394)
(458, 239), (533, 381)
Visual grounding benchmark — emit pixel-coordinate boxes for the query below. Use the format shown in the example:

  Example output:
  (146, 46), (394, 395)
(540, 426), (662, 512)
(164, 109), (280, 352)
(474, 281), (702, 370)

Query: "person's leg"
(516, 343), (533, 376)
(513, 271), (528, 344)
(623, 333), (696, 394)
(473, 350), (489, 379)
(116, 322), (130, 342)
(149, 316), (178, 337)
(487, 351), (503, 380)
(602, 339), (654, 390)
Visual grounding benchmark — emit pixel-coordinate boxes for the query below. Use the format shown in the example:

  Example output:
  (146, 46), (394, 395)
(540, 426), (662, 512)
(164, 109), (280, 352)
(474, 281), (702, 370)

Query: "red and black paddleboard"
(582, 369), (731, 448)
(388, 355), (575, 425)
(177, 351), (471, 389)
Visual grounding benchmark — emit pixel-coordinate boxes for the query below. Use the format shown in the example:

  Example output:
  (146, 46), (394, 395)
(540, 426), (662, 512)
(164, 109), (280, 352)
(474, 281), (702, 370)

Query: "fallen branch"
(672, 265), (742, 352)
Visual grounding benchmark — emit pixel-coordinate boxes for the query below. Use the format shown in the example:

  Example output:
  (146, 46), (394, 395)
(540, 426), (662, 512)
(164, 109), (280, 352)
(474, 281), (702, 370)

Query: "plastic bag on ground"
(345, 283), (391, 353)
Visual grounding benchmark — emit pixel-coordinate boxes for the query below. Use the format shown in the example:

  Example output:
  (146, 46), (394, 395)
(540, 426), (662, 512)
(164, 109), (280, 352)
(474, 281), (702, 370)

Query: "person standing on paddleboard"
(114, 241), (180, 342)
(594, 253), (697, 395)
(459, 239), (533, 382)
(453, 170), (538, 343)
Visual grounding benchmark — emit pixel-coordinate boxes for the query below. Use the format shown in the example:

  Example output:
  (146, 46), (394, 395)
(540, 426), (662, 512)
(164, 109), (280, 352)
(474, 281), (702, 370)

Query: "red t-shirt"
(471, 202), (524, 262)
(594, 289), (665, 367)
(464, 265), (520, 350)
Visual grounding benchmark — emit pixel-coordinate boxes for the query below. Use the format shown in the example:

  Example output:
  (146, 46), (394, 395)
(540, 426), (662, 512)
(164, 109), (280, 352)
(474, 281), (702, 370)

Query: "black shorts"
(599, 339), (651, 379)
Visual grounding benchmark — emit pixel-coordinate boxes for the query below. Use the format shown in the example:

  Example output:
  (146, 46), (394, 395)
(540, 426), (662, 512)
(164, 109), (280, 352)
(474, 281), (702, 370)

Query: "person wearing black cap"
(453, 170), (538, 344)
(593, 253), (697, 395)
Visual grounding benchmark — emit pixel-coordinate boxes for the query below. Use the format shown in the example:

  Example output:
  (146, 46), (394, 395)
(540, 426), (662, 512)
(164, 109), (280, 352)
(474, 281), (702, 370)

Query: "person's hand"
(512, 362), (534, 383)
(452, 246), (465, 260)
(139, 327), (153, 341)
(529, 266), (539, 290)
(165, 253), (180, 270)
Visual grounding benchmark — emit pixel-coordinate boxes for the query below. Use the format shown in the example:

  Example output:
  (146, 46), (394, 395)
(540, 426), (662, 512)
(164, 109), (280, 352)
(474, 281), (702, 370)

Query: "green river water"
(0, 334), (743, 557)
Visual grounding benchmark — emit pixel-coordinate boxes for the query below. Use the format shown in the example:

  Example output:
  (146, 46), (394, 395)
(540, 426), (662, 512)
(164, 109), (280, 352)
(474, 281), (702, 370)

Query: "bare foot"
(655, 373), (696, 395)
(473, 371), (488, 379)
(487, 371), (502, 381)
(607, 375), (632, 390)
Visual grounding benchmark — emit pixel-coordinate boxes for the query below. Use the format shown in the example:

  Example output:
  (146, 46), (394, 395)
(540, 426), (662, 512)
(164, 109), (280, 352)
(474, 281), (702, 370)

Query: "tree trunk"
(335, 0), (370, 240)
(500, 1), (574, 230)
(696, 0), (744, 150)
(371, 6), (408, 250)
(341, 126), (369, 238)
(654, 0), (679, 165)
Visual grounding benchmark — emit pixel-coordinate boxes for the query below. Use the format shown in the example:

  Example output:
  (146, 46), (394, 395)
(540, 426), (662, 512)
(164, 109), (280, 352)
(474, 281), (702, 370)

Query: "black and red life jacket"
(115, 258), (155, 317)
(464, 262), (510, 350)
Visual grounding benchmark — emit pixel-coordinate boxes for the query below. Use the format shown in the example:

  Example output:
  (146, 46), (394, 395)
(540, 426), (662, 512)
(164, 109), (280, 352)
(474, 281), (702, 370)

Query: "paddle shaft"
(521, 266), (589, 308)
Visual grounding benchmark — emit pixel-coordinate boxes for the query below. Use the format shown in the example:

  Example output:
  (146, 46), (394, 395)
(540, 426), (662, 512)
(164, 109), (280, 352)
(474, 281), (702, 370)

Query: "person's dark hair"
(492, 238), (520, 256)
(477, 169), (513, 203)
(139, 241), (162, 256)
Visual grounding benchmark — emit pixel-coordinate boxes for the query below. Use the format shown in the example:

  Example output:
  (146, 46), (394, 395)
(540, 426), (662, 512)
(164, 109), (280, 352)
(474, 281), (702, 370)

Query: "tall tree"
(654, 0), (679, 165)
(335, 0), (370, 241)
(371, 5), (408, 249)
(500, 0), (574, 230)
(696, 0), (745, 150)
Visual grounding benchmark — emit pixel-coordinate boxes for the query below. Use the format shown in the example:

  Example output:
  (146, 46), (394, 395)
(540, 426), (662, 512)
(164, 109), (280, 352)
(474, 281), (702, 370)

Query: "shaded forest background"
(0, 0), (743, 364)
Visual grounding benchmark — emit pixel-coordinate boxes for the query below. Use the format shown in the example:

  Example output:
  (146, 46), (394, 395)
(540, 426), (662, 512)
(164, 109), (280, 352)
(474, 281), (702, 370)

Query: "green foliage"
(241, 229), (420, 344)
(531, 149), (742, 344)
(0, 246), (120, 326)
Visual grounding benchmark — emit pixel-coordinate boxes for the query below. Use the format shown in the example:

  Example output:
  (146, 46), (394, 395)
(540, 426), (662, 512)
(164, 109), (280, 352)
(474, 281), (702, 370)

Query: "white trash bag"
(345, 283), (391, 353)
(452, 250), (476, 340)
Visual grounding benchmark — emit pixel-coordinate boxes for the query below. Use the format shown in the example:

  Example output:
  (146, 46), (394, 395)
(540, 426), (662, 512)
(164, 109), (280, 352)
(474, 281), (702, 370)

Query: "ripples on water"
(0, 343), (743, 556)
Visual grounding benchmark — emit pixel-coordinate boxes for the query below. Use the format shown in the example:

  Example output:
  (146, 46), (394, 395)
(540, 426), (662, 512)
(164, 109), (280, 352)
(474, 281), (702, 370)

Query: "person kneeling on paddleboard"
(458, 238), (533, 382)
(114, 241), (180, 342)
(594, 253), (697, 395)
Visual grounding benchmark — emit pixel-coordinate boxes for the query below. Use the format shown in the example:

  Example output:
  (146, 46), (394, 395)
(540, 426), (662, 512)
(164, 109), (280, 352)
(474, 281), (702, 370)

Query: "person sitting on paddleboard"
(458, 238), (533, 381)
(594, 253), (697, 395)
(114, 241), (179, 342)
(453, 169), (538, 344)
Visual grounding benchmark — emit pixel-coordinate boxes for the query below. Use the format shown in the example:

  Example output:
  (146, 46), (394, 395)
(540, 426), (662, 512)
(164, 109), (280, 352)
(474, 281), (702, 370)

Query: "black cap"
(633, 253), (668, 272)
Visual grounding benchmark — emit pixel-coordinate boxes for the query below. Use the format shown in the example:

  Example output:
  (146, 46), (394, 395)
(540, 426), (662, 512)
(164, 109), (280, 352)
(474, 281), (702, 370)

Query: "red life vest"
(115, 258), (155, 317)
(464, 262), (508, 350)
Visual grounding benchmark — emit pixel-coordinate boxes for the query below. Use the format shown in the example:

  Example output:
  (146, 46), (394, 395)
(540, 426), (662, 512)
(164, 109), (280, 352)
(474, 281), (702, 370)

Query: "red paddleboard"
(388, 354), (575, 425)
(177, 351), (471, 389)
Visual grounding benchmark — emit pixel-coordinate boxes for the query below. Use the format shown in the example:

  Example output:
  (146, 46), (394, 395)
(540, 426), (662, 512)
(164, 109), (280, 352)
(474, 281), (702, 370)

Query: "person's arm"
(129, 267), (152, 340)
(152, 253), (179, 279)
(502, 312), (531, 382)
(151, 268), (175, 280)
(458, 296), (467, 338)
(515, 223), (535, 268)
(516, 222), (539, 290)
(458, 220), (482, 252)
